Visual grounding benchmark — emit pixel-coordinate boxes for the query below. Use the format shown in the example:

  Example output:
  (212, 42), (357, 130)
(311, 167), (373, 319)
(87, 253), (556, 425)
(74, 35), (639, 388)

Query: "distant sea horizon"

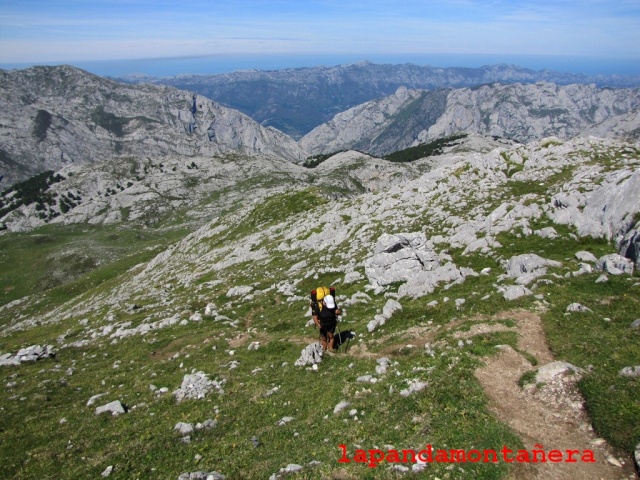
(1, 53), (639, 78)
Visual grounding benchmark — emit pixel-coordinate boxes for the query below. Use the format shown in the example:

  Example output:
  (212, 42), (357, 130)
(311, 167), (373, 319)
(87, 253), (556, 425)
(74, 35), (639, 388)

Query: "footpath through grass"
(538, 273), (640, 454)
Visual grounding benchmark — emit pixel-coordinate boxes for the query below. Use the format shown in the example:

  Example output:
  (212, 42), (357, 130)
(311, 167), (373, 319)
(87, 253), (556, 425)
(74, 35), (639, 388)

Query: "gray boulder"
(0, 344), (57, 366)
(575, 251), (598, 263)
(95, 400), (127, 416)
(504, 254), (561, 284)
(398, 262), (463, 299)
(619, 366), (640, 378)
(174, 422), (195, 435)
(294, 342), (323, 367)
(367, 299), (403, 332)
(195, 419), (217, 430)
(535, 361), (582, 383)
(101, 466), (114, 477)
(333, 400), (350, 414)
(227, 285), (253, 297)
(365, 232), (464, 298)
(174, 372), (225, 403)
(535, 227), (558, 239)
(499, 285), (533, 301)
(343, 271), (364, 284)
(364, 232), (439, 289)
(566, 303), (593, 313)
(596, 254), (634, 275)
(0, 353), (19, 366)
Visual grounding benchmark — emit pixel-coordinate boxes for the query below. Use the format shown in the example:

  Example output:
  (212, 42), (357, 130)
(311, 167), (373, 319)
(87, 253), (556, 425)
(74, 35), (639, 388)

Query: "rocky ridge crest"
(301, 82), (640, 156)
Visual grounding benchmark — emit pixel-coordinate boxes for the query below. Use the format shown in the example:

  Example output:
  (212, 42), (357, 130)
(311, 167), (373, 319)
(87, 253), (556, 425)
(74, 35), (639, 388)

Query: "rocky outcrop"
(548, 163), (640, 245)
(0, 344), (56, 366)
(596, 254), (635, 275)
(174, 372), (225, 402)
(504, 253), (562, 285)
(294, 342), (323, 367)
(363, 232), (464, 299)
(416, 82), (640, 144)
(0, 65), (305, 186)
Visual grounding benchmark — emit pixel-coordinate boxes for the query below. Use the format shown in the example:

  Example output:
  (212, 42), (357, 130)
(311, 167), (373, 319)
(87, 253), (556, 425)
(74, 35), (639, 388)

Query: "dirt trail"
(475, 311), (637, 480)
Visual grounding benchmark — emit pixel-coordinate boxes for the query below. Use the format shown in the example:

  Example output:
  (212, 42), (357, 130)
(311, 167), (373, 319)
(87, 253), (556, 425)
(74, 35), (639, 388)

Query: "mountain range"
(0, 62), (639, 479)
(2, 64), (640, 188)
(129, 61), (640, 139)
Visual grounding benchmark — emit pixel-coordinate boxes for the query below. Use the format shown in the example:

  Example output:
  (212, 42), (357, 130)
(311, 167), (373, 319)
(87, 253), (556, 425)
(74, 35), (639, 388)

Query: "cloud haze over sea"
(2, 53), (639, 78)
(1, 0), (639, 77)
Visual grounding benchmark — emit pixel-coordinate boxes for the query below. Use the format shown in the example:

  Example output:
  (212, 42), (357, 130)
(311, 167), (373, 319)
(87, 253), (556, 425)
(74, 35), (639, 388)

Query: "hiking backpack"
(310, 286), (335, 314)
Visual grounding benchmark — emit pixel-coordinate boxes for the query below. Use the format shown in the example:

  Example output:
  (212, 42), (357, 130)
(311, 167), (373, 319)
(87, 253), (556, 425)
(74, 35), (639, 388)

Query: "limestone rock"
(499, 285), (533, 301)
(535, 361), (582, 383)
(294, 343), (323, 367)
(0, 344), (56, 366)
(504, 254), (561, 284)
(174, 372), (225, 403)
(95, 400), (127, 416)
(364, 232), (438, 288)
(575, 251), (598, 263)
(333, 400), (350, 414)
(596, 254), (634, 275)
(175, 422), (195, 435)
(566, 303), (593, 313)
(619, 366), (640, 378)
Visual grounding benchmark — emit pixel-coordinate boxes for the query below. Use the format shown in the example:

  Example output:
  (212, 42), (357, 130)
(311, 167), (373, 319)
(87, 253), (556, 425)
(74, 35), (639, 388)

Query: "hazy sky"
(1, 0), (639, 66)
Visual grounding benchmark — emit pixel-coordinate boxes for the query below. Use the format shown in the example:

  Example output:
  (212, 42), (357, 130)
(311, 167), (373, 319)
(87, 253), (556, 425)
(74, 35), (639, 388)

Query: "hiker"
(316, 294), (341, 352)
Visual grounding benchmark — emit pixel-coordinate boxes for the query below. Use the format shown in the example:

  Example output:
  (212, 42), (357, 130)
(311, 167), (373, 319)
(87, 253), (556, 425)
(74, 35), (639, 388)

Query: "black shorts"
(320, 321), (336, 337)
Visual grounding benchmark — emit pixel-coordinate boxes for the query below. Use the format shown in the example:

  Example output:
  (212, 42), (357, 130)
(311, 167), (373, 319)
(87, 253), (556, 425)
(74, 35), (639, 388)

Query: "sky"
(1, 0), (639, 76)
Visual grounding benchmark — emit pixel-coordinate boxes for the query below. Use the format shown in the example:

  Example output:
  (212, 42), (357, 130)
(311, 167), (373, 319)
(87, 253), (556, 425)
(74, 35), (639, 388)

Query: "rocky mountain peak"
(0, 65), (306, 186)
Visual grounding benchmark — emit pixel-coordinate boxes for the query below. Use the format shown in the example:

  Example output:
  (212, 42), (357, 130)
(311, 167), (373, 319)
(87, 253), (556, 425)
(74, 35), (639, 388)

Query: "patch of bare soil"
(475, 311), (638, 480)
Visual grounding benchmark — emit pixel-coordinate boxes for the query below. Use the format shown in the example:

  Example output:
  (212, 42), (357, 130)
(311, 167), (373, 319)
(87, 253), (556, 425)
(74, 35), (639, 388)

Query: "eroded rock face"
(364, 232), (439, 288)
(549, 170), (640, 243)
(417, 83), (640, 145)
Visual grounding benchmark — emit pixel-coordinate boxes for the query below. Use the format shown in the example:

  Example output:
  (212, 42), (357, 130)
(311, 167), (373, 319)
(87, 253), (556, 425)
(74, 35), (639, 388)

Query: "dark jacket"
(318, 305), (338, 326)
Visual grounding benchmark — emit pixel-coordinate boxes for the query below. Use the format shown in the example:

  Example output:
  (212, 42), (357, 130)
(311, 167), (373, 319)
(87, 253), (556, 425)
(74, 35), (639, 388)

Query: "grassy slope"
(1, 152), (639, 479)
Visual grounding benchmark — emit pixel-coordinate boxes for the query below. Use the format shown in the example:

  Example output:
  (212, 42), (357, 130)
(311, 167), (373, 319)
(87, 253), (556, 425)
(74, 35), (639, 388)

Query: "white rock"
(535, 361), (582, 383)
(333, 400), (350, 414)
(95, 400), (126, 416)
